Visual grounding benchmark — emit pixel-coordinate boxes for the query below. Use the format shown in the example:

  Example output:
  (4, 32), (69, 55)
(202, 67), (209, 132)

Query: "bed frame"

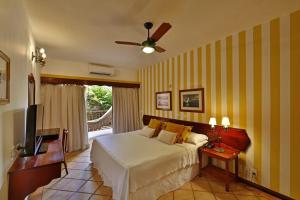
(142, 115), (251, 152)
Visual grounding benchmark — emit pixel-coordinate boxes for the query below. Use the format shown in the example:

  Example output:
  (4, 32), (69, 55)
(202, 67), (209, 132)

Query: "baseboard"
(239, 177), (294, 200)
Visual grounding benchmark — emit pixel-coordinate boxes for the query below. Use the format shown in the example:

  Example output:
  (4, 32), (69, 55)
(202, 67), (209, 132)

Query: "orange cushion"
(148, 119), (162, 137)
(164, 122), (185, 143)
(179, 126), (193, 143)
(161, 122), (167, 130)
(148, 119), (161, 129)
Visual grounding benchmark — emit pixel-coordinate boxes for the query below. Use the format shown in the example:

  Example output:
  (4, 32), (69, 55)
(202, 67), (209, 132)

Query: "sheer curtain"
(112, 87), (141, 133)
(40, 84), (89, 151)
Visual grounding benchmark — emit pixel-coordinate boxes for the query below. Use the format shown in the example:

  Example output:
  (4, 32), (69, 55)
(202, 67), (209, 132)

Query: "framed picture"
(179, 88), (204, 113)
(156, 91), (172, 111)
(0, 50), (10, 105)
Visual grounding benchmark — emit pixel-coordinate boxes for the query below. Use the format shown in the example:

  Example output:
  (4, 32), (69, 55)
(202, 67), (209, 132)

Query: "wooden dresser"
(8, 140), (64, 200)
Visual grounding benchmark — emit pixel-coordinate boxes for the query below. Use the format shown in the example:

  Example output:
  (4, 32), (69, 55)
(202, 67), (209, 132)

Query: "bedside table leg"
(235, 156), (239, 179)
(199, 151), (202, 177)
(225, 161), (230, 192)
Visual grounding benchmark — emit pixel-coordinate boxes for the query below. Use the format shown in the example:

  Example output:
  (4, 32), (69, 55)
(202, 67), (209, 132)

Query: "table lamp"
(222, 116), (230, 129)
(209, 117), (216, 128)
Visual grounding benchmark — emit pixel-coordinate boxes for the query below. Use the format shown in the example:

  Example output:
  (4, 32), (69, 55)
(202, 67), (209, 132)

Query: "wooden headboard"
(143, 115), (251, 152)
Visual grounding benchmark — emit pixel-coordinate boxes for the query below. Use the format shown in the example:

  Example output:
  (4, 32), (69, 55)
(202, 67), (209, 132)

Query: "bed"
(90, 115), (250, 200)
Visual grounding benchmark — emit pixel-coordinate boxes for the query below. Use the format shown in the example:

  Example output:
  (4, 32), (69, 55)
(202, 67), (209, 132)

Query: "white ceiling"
(24, 0), (300, 69)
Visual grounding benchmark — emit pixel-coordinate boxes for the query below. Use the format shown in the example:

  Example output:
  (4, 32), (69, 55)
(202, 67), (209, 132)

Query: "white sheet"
(130, 164), (199, 200)
(91, 130), (206, 200)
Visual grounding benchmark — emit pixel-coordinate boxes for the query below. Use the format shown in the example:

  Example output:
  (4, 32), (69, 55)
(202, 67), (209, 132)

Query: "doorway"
(86, 85), (112, 139)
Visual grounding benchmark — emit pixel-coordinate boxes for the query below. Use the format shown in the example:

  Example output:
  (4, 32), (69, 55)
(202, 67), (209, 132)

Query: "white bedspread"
(90, 130), (205, 200)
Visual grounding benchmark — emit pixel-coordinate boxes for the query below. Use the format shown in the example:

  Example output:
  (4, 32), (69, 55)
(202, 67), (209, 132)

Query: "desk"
(8, 140), (64, 200)
(37, 128), (60, 141)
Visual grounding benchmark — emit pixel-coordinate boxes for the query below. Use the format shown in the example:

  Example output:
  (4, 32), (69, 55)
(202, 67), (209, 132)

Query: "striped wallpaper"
(138, 10), (300, 199)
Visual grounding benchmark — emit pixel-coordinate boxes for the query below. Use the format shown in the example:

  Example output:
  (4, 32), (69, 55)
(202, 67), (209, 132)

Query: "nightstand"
(198, 143), (240, 192)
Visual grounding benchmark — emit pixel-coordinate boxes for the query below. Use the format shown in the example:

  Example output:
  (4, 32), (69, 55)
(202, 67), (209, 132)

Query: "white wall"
(0, 0), (40, 199)
(42, 58), (138, 82)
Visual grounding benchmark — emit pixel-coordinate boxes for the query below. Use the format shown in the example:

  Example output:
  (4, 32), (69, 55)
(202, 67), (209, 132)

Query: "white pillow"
(186, 133), (208, 145)
(139, 126), (156, 138)
(157, 130), (177, 145)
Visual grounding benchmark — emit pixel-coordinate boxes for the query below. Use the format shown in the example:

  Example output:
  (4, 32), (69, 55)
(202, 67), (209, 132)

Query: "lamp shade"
(142, 46), (155, 54)
(221, 116), (230, 128)
(39, 48), (45, 54)
(209, 117), (217, 128)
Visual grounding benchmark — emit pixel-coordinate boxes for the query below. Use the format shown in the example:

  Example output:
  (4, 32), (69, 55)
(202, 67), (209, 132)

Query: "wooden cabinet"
(8, 140), (64, 200)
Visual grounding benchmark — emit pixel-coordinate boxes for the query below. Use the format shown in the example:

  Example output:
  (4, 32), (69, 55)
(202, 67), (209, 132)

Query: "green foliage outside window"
(86, 86), (112, 111)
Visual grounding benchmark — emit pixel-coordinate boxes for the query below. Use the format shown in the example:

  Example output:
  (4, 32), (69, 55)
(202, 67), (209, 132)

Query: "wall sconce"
(32, 47), (47, 66)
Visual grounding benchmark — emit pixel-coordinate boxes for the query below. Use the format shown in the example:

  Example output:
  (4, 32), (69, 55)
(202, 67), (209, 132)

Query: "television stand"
(8, 140), (64, 200)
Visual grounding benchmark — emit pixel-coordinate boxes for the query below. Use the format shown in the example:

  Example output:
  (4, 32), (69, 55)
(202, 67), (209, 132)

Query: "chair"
(62, 129), (69, 175)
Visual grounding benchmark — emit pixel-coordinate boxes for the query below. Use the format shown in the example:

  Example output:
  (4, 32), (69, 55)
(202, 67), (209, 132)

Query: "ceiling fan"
(115, 22), (172, 54)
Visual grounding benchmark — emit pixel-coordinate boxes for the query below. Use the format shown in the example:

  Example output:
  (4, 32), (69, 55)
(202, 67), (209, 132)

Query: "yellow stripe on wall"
(172, 58), (176, 119)
(190, 50), (195, 121)
(154, 64), (157, 116)
(143, 68), (146, 114)
(184, 52), (188, 89)
(225, 37), (236, 174)
(239, 31), (247, 169)
(174, 57), (179, 119)
(150, 66), (153, 115)
(183, 52), (188, 120)
(167, 59), (171, 118)
(226, 36), (234, 126)
(148, 67), (151, 115)
(147, 67), (150, 115)
(253, 25), (262, 184)
(290, 10), (300, 200)
(141, 68), (143, 115)
(139, 69), (142, 117)
(215, 40), (222, 123)
(206, 44), (212, 120)
(177, 55), (181, 117)
(279, 14), (290, 196)
(163, 61), (166, 117)
(239, 31), (247, 129)
(270, 18), (280, 191)
(197, 47), (203, 122)
(161, 62), (164, 117)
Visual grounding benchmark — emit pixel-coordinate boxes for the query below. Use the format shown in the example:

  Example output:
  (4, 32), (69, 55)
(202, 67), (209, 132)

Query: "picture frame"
(0, 50), (10, 105)
(179, 88), (204, 113)
(156, 91), (172, 111)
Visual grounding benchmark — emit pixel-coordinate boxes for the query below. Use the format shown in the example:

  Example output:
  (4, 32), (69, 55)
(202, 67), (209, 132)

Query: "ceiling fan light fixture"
(115, 22), (171, 54)
(142, 39), (155, 54)
(142, 46), (155, 54)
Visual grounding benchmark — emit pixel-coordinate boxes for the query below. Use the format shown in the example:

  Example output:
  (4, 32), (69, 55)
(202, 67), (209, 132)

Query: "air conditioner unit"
(88, 64), (115, 76)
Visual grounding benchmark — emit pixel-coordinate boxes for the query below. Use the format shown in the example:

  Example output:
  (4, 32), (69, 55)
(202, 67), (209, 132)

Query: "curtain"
(40, 84), (89, 151)
(112, 87), (141, 133)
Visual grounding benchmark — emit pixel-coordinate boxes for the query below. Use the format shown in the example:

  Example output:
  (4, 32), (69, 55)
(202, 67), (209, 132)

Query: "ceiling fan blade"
(154, 46), (166, 53)
(150, 23), (172, 42)
(115, 41), (141, 46)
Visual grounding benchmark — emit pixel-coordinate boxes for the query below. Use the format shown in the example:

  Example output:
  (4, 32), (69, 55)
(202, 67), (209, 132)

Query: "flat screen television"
(22, 104), (44, 156)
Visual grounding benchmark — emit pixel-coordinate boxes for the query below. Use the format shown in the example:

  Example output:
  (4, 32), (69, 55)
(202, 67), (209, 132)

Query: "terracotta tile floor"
(28, 141), (279, 200)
